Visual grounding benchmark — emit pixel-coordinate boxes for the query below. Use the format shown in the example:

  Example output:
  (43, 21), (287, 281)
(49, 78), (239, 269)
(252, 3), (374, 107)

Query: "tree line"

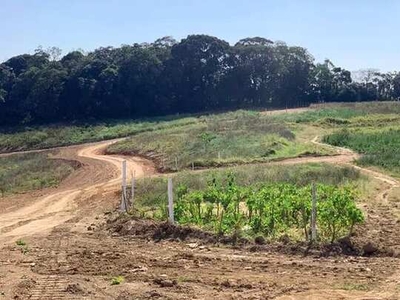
(1, 35), (400, 126)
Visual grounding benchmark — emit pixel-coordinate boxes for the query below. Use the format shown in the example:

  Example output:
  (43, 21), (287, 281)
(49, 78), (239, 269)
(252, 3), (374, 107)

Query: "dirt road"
(0, 140), (154, 245)
(0, 134), (400, 299)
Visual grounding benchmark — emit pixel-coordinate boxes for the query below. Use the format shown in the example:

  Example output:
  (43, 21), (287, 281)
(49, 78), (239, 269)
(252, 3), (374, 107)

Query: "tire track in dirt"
(0, 139), (154, 299)
(0, 139), (154, 245)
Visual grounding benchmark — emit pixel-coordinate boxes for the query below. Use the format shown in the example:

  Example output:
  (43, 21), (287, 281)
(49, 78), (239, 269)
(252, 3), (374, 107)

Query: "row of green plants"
(164, 174), (364, 242)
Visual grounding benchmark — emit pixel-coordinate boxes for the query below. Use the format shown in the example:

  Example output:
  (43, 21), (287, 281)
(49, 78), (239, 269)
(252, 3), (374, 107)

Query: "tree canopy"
(0, 34), (398, 125)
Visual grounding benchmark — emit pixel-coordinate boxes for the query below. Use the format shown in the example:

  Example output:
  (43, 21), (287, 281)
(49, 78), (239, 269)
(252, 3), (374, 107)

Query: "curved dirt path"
(1, 134), (398, 245)
(312, 135), (399, 202)
(1, 129), (400, 299)
(0, 139), (154, 245)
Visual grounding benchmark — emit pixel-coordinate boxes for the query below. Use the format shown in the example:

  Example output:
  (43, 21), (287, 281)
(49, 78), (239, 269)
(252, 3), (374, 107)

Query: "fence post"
(192, 162), (194, 171)
(120, 160), (127, 212)
(131, 170), (136, 208)
(311, 182), (317, 242)
(218, 151), (221, 161)
(175, 157), (178, 171)
(168, 178), (174, 223)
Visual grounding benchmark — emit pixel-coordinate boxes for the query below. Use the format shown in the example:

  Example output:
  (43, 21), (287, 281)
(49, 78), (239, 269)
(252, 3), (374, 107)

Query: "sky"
(1, 0), (400, 72)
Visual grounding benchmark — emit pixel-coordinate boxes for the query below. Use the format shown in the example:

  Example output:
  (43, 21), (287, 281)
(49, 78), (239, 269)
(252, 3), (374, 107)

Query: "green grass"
(272, 108), (364, 123)
(313, 101), (400, 115)
(107, 110), (331, 171)
(268, 102), (400, 176)
(2, 101), (400, 154)
(0, 116), (198, 153)
(132, 163), (363, 214)
(274, 101), (400, 124)
(0, 153), (76, 196)
(324, 128), (400, 175)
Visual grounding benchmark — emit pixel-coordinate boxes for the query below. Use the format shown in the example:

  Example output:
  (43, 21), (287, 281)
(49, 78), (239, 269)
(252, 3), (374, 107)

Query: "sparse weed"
(16, 239), (26, 246)
(111, 276), (125, 285)
(15, 240), (29, 255)
(338, 283), (370, 291)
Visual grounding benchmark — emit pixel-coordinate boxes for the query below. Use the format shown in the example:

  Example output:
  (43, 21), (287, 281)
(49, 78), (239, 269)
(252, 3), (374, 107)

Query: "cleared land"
(1, 103), (400, 299)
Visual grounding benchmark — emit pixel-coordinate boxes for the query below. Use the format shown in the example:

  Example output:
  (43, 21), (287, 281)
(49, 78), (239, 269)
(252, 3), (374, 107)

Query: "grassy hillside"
(303, 102), (400, 175)
(0, 153), (77, 196)
(3, 101), (400, 179)
(106, 110), (332, 171)
(0, 116), (197, 153)
(324, 129), (400, 175)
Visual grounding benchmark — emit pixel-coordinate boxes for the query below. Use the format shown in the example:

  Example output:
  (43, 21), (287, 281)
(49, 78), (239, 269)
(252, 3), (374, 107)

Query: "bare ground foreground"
(1, 117), (400, 298)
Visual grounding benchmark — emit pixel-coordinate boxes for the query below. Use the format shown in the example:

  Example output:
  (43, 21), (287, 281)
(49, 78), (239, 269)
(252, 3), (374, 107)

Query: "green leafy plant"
(111, 276), (125, 285)
(16, 240), (26, 246)
(16, 239), (29, 254)
(171, 174), (364, 242)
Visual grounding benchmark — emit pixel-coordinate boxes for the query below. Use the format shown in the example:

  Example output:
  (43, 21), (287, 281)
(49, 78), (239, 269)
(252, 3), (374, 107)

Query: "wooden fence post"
(311, 182), (317, 242)
(168, 178), (174, 223)
(131, 170), (136, 208)
(120, 160), (127, 212)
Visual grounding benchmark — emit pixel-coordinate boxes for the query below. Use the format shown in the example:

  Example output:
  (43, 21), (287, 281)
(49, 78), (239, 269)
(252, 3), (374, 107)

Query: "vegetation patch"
(0, 152), (77, 196)
(0, 116), (197, 153)
(316, 101), (400, 115)
(274, 103), (400, 126)
(110, 276), (125, 286)
(272, 108), (364, 124)
(129, 163), (363, 242)
(15, 239), (29, 254)
(323, 129), (400, 174)
(167, 174), (363, 242)
(107, 111), (330, 171)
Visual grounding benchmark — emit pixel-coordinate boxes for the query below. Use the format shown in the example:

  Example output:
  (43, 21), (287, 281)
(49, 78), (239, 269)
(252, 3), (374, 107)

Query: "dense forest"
(1, 35), (400, 125)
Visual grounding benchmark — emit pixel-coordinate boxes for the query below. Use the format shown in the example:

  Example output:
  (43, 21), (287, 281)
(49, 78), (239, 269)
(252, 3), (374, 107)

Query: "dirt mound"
(108, 216), (219, 243)
(64, 283), (85, 294)
(106, 214), (382, 257)
(12, 278), (37, 299)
